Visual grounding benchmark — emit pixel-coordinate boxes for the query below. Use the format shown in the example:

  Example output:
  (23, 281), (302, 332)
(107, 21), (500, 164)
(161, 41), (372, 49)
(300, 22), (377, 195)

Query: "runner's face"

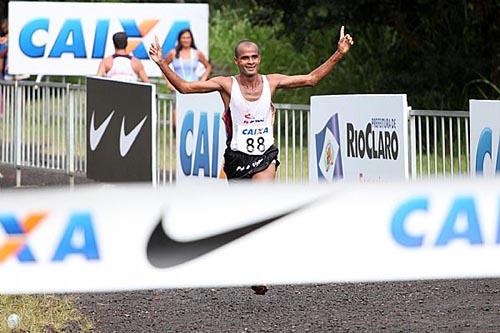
(180, 32), (192, 49)
(234, 45), (260, 77)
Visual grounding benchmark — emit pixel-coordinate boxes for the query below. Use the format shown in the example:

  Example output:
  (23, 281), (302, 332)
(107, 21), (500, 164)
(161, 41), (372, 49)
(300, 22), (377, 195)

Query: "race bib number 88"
(236, 125), (274, 155)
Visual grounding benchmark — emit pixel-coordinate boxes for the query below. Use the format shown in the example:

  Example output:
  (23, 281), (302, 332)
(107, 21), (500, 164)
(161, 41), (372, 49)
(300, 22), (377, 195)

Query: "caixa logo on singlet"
(19, 18), (190, 60)
(315, 114), (343, 182)
(475, 127), (500, 175)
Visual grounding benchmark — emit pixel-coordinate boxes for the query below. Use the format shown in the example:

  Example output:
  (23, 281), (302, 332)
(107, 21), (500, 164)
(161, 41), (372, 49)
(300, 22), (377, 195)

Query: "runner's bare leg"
(251, 163), (276, 182)
(250, 162), (276, 295)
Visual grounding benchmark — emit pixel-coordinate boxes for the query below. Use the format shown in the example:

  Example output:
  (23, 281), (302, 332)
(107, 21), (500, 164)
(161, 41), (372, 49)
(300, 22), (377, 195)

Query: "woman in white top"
(163, 29), (212, 131)
(163, 29), (212, 87)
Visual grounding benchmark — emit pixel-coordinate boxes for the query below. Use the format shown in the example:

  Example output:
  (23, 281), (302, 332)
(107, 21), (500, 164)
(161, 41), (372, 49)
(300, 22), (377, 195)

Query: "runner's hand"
(149, 36), (163, 64)
(337, 26), (354, 55)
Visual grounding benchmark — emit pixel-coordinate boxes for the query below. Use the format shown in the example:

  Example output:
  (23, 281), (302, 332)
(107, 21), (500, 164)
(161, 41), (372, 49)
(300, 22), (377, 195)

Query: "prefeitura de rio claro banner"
(1, 179), (500, 294)
(309, 94), (410, 182)
(176, 92), (227, 182)
(8, 2), (208, 76)
(470, 100), (500, 177)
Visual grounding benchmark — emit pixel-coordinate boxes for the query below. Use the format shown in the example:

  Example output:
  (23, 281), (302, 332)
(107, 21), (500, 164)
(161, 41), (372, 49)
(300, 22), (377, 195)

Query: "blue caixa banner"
(470, 100), (500, 177)
(176, 92), (227, 182)
(8, 2), (208, 76)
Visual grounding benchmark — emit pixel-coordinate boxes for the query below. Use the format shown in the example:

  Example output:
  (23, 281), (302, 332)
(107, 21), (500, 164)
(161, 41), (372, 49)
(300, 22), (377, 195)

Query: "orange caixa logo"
(0, 213), (47, 263)
(121, 19), (160, 57)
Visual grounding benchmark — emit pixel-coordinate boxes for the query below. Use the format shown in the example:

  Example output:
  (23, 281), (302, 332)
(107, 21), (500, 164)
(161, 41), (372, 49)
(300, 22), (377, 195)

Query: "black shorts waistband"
(223, 145), (280, 180)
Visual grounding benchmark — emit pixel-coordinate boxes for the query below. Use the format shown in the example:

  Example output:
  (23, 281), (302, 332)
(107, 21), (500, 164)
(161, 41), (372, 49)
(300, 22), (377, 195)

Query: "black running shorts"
(223, 145), (280, 180)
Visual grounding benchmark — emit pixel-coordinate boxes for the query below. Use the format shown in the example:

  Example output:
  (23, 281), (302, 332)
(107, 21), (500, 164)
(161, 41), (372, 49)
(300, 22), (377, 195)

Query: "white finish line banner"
(8, 2), (208, 76)
(1, 179), (500, 294)
(309, 94), (409, 182)
(470, 100), (500, 177)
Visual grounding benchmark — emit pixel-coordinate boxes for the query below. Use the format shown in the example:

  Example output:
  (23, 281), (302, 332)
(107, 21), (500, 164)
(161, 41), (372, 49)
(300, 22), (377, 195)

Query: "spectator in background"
(163, 29), (212, 129)
(97, 32), (150, 83)
(0, 18), (7, 116)
(164, 29), (212, 86)
(0, 18), (8, 80)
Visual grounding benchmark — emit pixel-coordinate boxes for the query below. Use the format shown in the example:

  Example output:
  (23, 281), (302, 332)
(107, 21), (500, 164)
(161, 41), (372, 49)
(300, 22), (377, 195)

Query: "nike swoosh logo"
(119, 116), (148, 157)
(89, 110), (115, 151)
(146, 203), (312, 269)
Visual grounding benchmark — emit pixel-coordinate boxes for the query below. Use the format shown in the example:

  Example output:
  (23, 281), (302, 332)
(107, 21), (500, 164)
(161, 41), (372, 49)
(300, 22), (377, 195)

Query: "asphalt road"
(2, 165), (500, 332)
(71, 280), (500, 332)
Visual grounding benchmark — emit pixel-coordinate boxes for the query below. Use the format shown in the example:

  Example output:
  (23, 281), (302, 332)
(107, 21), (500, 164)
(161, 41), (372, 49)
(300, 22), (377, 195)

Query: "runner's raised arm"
(268, 26), (354, 90)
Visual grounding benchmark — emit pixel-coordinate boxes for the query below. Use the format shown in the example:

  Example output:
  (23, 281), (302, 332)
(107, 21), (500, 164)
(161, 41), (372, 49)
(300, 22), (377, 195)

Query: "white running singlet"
(229, 75), (274, 155)
(106, 55), (138, 82)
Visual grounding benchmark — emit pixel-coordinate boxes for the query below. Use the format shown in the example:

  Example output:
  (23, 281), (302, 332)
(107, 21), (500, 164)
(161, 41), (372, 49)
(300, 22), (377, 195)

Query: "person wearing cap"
(97, 32), (149, 83)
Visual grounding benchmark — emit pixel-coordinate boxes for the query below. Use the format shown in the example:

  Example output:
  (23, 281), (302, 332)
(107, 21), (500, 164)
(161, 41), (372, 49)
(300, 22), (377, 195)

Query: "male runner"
(97, 32), (150, 83)
(149, 26), (353, 182)
(149, 27), (353, 295)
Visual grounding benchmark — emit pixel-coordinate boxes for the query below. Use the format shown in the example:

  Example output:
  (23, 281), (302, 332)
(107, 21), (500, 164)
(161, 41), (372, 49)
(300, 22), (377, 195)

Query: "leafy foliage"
(209, 7), (359, 104)
(251, 0), (500, 109)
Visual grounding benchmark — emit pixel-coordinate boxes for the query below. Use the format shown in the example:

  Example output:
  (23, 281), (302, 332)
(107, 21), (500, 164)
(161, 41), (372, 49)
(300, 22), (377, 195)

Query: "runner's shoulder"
(265, 73), (287, 89)
(210, 76), (232, 89)
(266, 73), (286, 81)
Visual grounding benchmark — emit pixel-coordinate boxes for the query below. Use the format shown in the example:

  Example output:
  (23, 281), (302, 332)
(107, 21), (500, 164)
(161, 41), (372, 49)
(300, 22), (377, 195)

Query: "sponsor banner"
(309, 94), (409, 182)
(1, 179), (500, 294)
(86, 76), (156, 183)
(470, 100), (500, 177)
(8, 2), (208, 76)
(176, 92), (226, 182)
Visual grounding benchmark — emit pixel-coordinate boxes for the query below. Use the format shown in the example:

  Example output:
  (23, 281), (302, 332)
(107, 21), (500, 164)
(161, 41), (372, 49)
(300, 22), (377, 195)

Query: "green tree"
(253, 0), (500, 108)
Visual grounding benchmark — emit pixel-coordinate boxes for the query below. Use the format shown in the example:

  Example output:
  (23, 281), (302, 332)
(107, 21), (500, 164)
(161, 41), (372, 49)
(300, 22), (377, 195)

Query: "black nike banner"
(86, 77), (156, 183)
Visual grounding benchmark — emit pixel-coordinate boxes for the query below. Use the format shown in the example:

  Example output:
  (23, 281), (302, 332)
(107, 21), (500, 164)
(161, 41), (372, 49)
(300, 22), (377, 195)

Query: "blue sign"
(391, 196), (496, 247)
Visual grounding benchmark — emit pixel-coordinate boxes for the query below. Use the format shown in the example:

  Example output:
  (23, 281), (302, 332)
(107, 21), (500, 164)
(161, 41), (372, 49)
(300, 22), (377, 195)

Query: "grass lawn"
(0, 295), (92, 332)
(414, 151), (469, 178)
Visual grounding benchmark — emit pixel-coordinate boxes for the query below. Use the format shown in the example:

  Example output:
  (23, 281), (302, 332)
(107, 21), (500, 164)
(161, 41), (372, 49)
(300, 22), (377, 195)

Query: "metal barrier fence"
(0, 81), (310, 185)
(156, 93), (175, 185)
(154, 95), (310, 184)
(0, 80), (86, 184)
(0, 80), (471, 185)
(409, 109), (470, 179)
(275, 103), (310, 183)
